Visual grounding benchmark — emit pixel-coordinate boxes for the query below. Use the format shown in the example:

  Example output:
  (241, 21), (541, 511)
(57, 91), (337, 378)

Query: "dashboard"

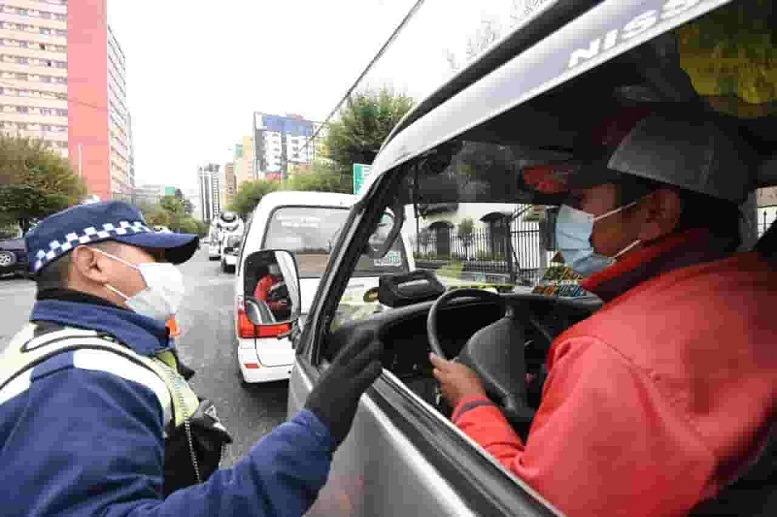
(326, 293), (600, 383)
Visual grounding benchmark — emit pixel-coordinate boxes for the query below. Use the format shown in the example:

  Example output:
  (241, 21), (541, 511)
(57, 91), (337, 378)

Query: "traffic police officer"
(0, 201), (382, 516)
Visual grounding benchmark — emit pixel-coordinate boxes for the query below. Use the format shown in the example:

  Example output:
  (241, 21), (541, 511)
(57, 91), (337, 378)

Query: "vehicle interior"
(321, 1), (775, 513)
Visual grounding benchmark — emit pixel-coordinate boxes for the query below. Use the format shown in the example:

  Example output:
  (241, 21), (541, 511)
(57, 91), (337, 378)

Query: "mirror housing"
(365, 205), (404, 259)
(242, 250), (302, 331)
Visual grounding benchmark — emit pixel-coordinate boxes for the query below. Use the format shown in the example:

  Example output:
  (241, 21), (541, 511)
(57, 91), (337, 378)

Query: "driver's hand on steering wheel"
(429, 353), (486, 408)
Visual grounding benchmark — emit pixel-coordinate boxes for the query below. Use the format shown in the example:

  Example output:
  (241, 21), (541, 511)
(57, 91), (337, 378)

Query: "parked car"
(0, 238), (29, 278)
(272, 1), (776, 516)
(220, 233), (242, 273)
(234, 191), (413, 384)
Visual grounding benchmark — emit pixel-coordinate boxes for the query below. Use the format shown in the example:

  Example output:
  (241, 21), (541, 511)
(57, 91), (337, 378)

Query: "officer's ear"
(70, 245), (111, 285)
(636, 188), (683, 242)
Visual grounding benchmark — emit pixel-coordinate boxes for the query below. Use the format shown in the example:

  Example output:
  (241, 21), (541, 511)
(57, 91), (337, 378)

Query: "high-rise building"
(253, 113), (325, 181)
(133, 183), (171, 207)
(0, 0), (132, 200)
(221, 162), (236, 207)
(198, 163), (221, 222)
(232, 137), (254, 186)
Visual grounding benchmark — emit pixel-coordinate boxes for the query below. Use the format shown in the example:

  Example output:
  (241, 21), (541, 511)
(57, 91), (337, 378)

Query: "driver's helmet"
(523, 106), (756, 204)
(267, 263), (281, 277)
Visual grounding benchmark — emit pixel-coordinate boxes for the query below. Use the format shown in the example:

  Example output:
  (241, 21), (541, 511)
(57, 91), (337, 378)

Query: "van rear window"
(262, 206), (408, 278)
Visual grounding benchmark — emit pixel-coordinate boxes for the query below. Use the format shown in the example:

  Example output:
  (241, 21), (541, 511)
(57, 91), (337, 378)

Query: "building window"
(40, 28), (52, 35)
(55, 109), (67, 116)
(17, 73), (28, 81)
(55, 29), (67, 37)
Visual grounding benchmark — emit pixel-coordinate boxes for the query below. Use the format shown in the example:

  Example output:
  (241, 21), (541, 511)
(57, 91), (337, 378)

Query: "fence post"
(504, 217), (516, 284)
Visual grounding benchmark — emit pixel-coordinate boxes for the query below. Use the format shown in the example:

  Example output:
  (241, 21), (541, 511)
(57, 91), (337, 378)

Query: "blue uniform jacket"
(0, 296), (332, 516)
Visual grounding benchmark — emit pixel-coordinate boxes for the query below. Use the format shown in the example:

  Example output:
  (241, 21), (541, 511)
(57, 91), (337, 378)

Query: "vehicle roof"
(257, 190), (356, 209)
(365, 0), (737, 193)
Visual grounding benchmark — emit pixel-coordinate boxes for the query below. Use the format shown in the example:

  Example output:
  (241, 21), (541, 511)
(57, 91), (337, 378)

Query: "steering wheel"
(427, 289), (536, 430)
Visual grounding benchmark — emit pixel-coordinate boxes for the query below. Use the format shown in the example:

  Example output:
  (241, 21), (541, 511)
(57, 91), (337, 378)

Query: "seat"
(690, 220), (776, 516)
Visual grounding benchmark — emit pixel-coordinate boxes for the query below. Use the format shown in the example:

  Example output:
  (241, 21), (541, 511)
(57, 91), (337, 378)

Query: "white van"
(234, 191), (413, 384)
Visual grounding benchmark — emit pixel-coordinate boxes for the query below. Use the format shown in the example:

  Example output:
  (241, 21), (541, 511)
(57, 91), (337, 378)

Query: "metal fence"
(413, 220), (548, 286)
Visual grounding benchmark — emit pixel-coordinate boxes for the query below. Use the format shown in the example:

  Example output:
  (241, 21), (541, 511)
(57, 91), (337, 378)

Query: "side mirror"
(243, 249), (302, 328)
(365, 207), (404, 259)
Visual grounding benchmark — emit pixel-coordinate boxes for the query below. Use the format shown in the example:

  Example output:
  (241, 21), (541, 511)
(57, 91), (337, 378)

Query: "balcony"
(0, 93), (66, 109)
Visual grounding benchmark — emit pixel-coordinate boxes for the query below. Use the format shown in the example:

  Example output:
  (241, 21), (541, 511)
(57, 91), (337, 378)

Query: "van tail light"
(237, 295), (292, 339)
(256, 322), (292, 338)
(237, 295), (257, 339)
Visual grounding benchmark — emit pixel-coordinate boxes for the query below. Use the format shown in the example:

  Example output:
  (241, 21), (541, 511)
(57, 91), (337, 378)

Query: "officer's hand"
(429, 353), (486, 408)
(304, 328), (383, 451)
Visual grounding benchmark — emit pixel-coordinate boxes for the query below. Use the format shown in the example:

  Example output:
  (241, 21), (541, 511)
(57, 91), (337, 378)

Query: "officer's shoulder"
(2, 324), (168, 413)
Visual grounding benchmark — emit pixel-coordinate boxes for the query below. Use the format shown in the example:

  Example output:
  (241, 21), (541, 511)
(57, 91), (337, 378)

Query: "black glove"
(304, 328), (383, 451)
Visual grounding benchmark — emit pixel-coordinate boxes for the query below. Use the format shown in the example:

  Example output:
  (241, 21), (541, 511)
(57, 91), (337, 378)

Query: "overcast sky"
(108, 0), (527, 191)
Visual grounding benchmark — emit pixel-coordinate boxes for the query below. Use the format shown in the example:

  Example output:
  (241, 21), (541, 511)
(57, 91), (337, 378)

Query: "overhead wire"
(301, 0), (427, 156)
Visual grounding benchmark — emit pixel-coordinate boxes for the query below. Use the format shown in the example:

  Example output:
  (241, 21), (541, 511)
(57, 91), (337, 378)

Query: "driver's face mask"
(555, 199), (642, 277)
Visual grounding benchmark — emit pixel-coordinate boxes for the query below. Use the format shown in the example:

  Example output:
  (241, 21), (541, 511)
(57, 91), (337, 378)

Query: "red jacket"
(453, 230), (776, 516)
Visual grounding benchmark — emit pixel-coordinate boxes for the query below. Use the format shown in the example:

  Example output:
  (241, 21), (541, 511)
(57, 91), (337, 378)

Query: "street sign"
(352, 163), (372, 195)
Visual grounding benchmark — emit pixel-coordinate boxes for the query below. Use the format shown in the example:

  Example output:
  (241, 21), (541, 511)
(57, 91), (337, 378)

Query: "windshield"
(263, 206), (408, 278)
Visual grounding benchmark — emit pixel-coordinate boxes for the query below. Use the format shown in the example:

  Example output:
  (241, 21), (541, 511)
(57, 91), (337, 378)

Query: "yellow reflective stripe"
(156, 350), (177, 370)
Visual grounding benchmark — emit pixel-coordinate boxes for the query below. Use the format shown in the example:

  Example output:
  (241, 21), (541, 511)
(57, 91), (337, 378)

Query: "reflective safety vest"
(0, 323), (231, 495)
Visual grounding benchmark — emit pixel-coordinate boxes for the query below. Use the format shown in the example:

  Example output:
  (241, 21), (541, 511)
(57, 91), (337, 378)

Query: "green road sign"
(353, 163), (372, 195)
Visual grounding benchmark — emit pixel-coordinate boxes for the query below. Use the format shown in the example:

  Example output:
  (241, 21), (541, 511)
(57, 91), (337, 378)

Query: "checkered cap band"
(32, 220), (151, 273)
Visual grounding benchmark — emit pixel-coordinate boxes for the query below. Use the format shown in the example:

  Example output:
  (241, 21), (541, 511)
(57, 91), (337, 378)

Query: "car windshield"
(263, 206), (408, 278)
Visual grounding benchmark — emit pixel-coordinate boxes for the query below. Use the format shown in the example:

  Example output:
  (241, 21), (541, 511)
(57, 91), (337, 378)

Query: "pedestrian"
(0, 200), (383, 516)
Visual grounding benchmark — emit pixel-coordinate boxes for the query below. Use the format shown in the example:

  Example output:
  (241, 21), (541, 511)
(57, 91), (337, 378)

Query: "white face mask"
(92, 248), (185, 322)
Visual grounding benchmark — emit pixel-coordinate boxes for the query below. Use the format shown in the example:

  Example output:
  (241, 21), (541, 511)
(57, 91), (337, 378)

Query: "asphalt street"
(0, 248), (288, 468)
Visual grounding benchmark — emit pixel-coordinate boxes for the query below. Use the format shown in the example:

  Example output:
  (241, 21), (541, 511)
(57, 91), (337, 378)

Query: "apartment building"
(0, 0), (133, 200)
(221, 161), (236, 207)
(198, 163), (221, 222)
(253, 112), (326, 181)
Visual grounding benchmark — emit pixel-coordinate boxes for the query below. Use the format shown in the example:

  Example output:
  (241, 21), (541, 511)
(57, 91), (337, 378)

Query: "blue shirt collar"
(30, 299), (173, 357)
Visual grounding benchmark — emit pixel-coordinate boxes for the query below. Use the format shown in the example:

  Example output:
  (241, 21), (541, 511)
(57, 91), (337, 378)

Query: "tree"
(284, 159), (351, 193)
(0, 135), (85, 234)
(445, 17), (502, 71)
(445, 1), (539, 71)
(138, 194), (203, 234)
(457, 217), (475, 259)
(228, 180), (278, 218)
(324, 88), (414, 185)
